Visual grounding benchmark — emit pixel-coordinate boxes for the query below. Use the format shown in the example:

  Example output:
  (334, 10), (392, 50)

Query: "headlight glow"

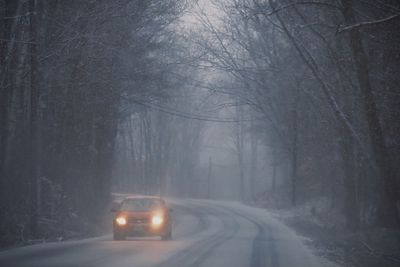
(151, 215), (163, 226)
(116, 216), (127, 226)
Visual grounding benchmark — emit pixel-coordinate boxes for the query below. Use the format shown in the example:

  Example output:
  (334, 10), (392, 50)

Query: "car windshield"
(120, 198), (162, 212)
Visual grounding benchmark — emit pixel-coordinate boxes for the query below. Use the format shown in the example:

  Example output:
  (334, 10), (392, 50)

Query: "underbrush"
(255, 197), (400, 267)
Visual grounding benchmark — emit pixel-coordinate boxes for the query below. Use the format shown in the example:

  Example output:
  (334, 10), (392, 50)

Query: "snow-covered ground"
(0, 198), (342, 267)
(253, 197), (400, 267)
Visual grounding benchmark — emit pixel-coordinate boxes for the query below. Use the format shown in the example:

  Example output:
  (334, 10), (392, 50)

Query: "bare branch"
(338, 13), (400, 33)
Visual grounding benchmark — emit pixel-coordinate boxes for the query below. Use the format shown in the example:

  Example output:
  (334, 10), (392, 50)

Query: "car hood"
(116, 209), (166, 218)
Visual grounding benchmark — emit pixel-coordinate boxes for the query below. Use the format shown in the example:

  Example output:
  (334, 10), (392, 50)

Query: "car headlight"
(151, 215), (163, 226)
(116, 216), (127, 226)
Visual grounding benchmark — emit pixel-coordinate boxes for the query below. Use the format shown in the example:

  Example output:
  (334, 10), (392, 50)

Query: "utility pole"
(207, 156), (212, 199)
(272, 147), (277, 193)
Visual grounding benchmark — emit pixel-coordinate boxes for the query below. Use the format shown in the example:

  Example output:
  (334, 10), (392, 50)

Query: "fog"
(1, 0), (400, 266)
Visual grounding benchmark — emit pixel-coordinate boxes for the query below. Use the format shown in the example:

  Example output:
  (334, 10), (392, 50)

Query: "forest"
(0, 1), (399, 264)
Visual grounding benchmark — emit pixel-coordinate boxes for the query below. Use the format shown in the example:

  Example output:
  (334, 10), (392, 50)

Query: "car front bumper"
(114, 223), (167, 236)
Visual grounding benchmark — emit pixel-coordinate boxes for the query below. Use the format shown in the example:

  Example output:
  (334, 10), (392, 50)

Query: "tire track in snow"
(212, 204), (279, 267)
(154, 202), (240, 267)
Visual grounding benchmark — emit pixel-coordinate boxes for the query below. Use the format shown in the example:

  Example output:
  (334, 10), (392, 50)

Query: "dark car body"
(113, 196), (172, 240)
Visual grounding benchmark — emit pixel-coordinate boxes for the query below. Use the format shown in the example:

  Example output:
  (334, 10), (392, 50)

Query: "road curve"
(0, 199), (325, 267)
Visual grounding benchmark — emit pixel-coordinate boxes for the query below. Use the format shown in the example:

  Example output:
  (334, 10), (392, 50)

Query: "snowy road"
(0, 199), (326, 267)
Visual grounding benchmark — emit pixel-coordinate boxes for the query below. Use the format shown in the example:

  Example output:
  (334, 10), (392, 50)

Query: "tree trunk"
(340, 127), (360, 230)
(236, 102), (245, 202)
(341, 0), (400, 227)
(0, 0), (22, 209)
(250, 116), (258, 201)
(291, 88), (299, 207)
(127, 118), (137, 192)
(0, 0), (8, 201)
(29, 0), (40, 237)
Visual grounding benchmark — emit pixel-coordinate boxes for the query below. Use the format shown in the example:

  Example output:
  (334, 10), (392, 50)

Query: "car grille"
(128, 217), (149, 224)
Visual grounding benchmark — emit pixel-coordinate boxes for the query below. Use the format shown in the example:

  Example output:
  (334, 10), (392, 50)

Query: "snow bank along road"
(0, 199), (325, 267)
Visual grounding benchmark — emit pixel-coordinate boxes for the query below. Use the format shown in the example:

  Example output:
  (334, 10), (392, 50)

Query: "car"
(112, 196), (172, 241)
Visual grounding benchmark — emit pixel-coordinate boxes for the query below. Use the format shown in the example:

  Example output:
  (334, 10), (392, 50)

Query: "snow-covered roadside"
(0, 200), (115, 251)
(258, 197), (346, 267)
(248, 197), (400, 267)
(191, 198), (342, 267)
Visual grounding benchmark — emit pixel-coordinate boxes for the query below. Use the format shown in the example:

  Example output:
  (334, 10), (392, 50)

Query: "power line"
(129, 98), (263, 123)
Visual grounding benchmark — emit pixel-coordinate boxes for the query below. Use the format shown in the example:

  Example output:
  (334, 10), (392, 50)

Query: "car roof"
(123, 195), (164, 200)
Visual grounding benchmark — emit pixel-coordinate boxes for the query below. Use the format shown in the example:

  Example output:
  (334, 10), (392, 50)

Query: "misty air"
(0, 1), (399, 267)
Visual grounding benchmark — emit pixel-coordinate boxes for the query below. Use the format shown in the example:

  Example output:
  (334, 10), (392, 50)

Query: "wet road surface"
(0, 199), (323, 267)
